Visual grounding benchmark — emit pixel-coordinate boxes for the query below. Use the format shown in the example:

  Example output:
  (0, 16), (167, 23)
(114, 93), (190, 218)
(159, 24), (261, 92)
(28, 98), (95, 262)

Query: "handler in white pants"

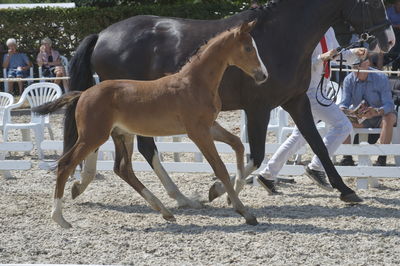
(256, 27), (367, 194)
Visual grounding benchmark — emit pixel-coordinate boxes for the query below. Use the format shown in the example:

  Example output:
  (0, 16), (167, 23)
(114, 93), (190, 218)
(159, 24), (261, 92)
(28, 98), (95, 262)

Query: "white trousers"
(260, 87), (352, 179)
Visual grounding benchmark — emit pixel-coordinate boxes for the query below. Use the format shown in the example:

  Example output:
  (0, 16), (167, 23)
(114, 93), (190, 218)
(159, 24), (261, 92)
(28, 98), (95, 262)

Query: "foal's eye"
(245, 46), (252, 52)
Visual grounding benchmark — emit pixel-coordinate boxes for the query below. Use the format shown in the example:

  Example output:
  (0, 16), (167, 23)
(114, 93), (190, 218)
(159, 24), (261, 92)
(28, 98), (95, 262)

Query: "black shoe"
(375, 156), (387, 166)
(305, 166), (334, 192)
(256, 175), (280, 195)
(339, 156), (355, 166)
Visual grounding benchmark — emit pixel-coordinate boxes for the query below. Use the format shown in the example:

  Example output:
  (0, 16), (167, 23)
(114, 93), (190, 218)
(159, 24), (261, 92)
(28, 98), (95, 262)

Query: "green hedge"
(0, 1), (261, 60)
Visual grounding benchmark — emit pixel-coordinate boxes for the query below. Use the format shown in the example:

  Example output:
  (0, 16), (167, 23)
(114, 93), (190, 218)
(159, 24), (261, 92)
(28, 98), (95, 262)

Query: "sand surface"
(1, 111), (399, 265)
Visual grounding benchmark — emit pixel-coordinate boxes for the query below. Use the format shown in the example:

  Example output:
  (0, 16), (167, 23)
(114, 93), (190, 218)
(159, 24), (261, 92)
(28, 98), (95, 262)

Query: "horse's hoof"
(52, 214), (72, 229)
(340, 192), (363, 204)
(245, 216), (259, 226)
(177, 198), (203, 209)
(163, 214), (176, 222)
(208, 182), (225, 202)
(71, 183), (81, 200)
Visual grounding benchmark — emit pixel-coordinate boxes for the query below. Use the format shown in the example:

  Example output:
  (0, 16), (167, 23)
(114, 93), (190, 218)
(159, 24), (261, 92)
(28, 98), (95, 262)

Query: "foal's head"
(228, 20), (268, 85)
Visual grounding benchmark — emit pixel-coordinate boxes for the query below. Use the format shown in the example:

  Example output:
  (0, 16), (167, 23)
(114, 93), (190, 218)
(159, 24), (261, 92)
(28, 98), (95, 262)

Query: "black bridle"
(316, 0), (391, 107)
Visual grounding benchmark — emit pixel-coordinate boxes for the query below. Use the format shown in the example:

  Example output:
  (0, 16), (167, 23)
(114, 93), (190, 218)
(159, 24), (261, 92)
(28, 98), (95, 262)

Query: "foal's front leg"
(187, 125), (257, 225)
(210, 122), (245, 199)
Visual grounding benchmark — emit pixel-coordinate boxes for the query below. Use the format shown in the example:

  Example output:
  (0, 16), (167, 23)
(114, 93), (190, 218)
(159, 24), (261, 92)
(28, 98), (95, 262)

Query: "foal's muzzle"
(254, 69), (268, 85)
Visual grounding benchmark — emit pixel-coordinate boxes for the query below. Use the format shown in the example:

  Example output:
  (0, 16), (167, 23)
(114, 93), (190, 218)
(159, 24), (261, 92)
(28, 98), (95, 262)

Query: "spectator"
(386, 0), (400, 71)
(36, 37), (69, 92)
(339, 59), (397, 166)
(2, 38), (32, 95)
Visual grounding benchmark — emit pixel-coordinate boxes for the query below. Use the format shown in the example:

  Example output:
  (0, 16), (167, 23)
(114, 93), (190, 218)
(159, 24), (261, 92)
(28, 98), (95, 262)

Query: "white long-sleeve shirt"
(308, 27), (361, 98)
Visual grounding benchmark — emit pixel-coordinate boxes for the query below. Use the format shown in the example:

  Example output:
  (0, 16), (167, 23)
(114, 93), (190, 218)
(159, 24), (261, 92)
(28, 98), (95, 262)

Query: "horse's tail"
(32, 91), (82, 115)
(65, 34), (98, 154)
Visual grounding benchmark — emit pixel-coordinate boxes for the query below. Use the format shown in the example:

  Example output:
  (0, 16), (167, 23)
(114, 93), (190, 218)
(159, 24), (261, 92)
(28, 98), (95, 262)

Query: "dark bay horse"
(67, 0), (394, 206)
(35, 21), (267, 228)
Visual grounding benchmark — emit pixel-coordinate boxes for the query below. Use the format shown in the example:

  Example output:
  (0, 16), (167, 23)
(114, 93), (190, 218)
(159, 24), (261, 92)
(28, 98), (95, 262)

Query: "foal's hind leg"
(71, 150), (98, 199)
(209, 122), (245, 201)
(187, 126), (257, 225)
(111, 131), (175, 222)
(52, 138), (105, 228)
(137, 136), (202, 208)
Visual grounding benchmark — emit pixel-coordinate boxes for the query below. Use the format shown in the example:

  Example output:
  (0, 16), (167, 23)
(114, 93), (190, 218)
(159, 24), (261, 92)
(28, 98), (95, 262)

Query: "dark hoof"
(246, 216), (259, 226)
(71, 184), (80, 200)
(208, 182), (225, 202)
(340, 192), (363, 204)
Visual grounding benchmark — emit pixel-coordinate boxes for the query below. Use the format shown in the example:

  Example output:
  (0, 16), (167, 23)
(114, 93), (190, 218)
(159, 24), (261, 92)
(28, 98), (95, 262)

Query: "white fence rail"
(37, 140), (400, 189)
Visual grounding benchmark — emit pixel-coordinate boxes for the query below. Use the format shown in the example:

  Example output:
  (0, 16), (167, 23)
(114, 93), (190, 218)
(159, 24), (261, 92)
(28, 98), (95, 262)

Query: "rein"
(316, 0), (390, 106)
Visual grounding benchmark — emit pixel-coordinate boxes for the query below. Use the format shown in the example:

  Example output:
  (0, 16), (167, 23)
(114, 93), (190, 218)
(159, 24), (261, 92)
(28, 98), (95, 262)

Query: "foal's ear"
(239, 19), (257, 34)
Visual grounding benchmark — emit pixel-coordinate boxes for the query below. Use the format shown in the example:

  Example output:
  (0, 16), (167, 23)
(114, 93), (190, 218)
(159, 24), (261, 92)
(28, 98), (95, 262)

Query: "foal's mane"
(177, 26), (239, 72)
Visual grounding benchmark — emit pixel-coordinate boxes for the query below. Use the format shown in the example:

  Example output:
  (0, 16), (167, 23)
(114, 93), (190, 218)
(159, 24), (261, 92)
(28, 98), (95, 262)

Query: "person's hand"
(319, 49), (338, 61)
(353, 48), (368, 60)
(7, 48), (16, 55)
(39, 45), (46, 53)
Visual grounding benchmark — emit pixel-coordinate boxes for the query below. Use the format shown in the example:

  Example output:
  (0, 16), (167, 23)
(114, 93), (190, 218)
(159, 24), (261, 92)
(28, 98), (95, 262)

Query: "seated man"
(339, 59), (397, 166)
(2, 38), (32, 95)
(37, 37), (69, 92)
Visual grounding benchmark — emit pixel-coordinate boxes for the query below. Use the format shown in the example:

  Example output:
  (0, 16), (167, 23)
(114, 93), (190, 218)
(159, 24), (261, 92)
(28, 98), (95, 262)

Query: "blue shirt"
(339, 68), (395, 115)
(3, 53), (30, 69)
(387, 7), (400, 25)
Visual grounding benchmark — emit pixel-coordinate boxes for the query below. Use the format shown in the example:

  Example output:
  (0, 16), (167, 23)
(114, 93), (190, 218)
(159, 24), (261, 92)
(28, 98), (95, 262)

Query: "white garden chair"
(0, 92), (14, 178)
(3, 83), (62, 159)
(2, 67), (34, 93)
(0, 92), (14, 135)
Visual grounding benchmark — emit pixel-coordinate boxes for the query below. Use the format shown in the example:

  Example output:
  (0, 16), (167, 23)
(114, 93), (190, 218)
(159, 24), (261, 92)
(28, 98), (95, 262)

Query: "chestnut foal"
(34, 21), (268, 228)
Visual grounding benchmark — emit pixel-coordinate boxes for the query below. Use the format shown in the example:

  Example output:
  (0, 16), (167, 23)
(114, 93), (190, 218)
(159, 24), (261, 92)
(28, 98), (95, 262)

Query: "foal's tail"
(32, 91), (82, 115)
(65, 34), (98, 154)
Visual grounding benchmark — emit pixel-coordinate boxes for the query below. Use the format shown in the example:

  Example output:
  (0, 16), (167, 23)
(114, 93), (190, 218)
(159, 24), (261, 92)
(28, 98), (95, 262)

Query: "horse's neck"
(269, 0), (344, 60)
(180, 38), (231, 93)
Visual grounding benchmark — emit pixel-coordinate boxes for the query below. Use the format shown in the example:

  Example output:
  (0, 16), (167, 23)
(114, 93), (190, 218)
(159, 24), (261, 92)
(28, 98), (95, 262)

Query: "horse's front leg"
(209, 106), (270, 201)
(282, 94), (362, 203)
(137, 136), (202, 208)
(187, 124), (257, 225)
(210, 122), (245, 199)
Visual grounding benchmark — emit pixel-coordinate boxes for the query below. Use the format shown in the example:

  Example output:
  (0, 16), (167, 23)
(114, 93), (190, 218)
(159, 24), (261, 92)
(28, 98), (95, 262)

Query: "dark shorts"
(361, 111), (398, 128)
(42, 67), (56, 78)
(7, 68), (29, 78)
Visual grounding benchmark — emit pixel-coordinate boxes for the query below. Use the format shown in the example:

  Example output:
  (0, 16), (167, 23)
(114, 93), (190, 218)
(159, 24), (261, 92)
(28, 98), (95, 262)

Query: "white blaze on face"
(251, 37), (269, 78)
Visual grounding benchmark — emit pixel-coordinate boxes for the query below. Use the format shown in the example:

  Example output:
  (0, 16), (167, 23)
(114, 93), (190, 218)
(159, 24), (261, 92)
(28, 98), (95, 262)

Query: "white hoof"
(51, 211), (72, 229)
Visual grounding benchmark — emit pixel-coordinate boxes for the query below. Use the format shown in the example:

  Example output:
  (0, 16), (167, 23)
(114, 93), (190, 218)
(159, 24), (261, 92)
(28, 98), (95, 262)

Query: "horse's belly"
(114, 116), (187, 137)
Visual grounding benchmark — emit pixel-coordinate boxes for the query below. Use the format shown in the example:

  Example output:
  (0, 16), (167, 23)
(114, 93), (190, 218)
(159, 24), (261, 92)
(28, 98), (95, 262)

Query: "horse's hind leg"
(209, 122), (245, 200)
(137, 136), (202, 209)
(71, 150), (98, 199)
(187, 126), (257, 225)
(112, 131), (175, 222)
(53, 138), (105, 228)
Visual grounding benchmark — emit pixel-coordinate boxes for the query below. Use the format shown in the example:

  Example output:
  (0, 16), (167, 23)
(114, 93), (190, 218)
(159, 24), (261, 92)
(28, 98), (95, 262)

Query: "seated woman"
(36, 37), (69, 92)
(2, 38), (32, 95)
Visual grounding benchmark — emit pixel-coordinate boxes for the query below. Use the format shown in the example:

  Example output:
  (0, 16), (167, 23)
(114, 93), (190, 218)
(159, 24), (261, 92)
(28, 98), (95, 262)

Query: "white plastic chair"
(38, 55), (69, 80)
(2, 67), (34, 93)
(0, 92), (14, 134)
(3, 83), (62, 159)
(0, 92), (14, 178)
